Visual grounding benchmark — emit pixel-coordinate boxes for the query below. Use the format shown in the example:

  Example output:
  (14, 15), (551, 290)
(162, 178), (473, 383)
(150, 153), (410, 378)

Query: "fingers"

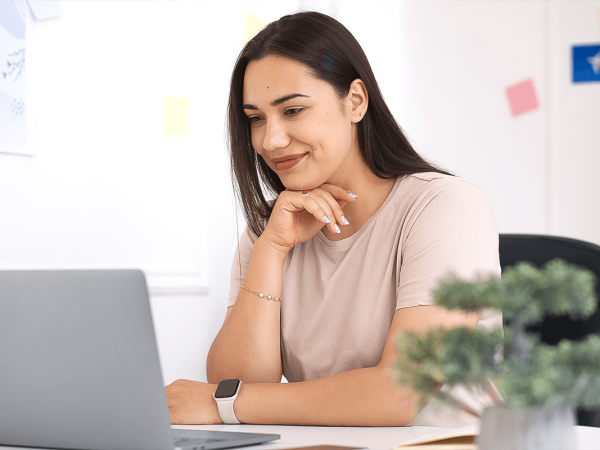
(296, 193), (339, 234)
(319, 184), (358, 218)
(317, 192), (347, 234)
(318, 183), (360, 203)
(295, 185), (358, 234)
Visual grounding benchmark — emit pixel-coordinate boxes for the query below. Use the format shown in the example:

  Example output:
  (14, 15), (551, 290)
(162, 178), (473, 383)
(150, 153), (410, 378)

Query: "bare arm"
(170, 305), (482, 426)
(234, 305), (482, 426)
(206, 238), (287, 383)
(206, 185), (355, 385)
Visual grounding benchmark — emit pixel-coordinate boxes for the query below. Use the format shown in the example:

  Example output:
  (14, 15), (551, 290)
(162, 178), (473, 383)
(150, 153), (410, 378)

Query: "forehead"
(243, 55), (327, 104)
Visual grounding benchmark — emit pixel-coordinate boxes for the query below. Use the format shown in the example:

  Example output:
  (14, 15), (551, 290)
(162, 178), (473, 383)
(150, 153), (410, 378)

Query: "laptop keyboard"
(174, 436), (226, 447)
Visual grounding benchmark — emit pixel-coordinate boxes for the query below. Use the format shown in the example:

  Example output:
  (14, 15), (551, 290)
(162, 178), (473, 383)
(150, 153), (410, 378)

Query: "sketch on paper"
(0, 0), (27, 153)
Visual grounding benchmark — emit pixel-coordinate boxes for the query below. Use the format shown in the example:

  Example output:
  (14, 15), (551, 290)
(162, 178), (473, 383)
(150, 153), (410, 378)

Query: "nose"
(262, 116), (291, 152)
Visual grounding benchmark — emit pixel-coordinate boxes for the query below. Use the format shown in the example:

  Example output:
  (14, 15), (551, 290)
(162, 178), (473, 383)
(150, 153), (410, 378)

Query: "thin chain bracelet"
(240, 285), (282, 302)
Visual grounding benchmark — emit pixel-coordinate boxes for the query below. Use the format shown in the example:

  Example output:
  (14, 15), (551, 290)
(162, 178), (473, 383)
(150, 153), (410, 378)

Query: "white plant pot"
(477, 403), (578, 450)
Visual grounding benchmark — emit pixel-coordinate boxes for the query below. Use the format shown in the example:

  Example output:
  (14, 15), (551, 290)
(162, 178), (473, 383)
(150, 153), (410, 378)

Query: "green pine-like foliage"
(393, 259), (600, 410)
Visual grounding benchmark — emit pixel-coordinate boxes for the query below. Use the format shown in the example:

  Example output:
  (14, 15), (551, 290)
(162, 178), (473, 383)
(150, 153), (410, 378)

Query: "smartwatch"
(213, 379), (243, 424)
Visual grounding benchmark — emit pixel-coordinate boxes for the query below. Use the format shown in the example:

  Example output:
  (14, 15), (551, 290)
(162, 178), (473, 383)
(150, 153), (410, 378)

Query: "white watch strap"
(213, 380), (242, 424)
(215, 397), (241, 424)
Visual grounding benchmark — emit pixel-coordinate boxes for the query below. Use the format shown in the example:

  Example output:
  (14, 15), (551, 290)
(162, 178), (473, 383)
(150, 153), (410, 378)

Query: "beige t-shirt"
(228, 172), (503, 426)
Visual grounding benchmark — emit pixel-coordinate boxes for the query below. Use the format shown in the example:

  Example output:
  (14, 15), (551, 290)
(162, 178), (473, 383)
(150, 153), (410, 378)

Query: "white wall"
(395, 0), (548, 235)
(393, 0), (600, 243)
(548, 1), (600, 246)
(0, 0), (302, 384)
(1, 0), (599, 384)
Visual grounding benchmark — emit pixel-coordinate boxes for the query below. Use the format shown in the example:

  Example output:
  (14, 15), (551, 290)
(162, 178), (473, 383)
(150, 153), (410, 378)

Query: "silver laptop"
(0, 270), (280, 450)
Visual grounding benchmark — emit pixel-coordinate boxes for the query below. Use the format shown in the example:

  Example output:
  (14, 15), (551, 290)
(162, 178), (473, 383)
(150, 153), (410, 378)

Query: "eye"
(248, 116), (264, 124)
(247, 108), (304, 126)
(285, 107), (304, 117)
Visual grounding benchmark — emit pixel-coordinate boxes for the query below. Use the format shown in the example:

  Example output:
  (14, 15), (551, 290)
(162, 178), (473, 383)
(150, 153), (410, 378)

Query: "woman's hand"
(165, 379), (223, 425)
(260, 184), (358, 253)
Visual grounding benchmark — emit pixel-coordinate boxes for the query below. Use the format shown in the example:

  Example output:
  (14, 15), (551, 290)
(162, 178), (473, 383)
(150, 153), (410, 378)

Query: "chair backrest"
(499, 234), (600, 427)
(499, 234), (600, 342)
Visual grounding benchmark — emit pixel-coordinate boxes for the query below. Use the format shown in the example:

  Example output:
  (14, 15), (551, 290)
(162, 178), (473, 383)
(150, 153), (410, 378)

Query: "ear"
(347, 79), (368, 123)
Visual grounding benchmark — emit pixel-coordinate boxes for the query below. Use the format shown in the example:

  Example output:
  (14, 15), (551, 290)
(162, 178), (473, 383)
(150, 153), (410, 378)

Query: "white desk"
(1, 425), (599, 449)
(173, 424), (600, 449)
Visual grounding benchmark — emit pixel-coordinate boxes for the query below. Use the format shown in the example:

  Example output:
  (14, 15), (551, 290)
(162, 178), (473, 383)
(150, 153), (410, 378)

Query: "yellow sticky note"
(242, 12), (267, 46)
(163, 96), (190, 137)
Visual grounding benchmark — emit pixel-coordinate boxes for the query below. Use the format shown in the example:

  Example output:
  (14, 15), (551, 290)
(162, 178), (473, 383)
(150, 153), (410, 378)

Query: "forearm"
(207, 237), (288, 384)
(234, 366), (420, 427)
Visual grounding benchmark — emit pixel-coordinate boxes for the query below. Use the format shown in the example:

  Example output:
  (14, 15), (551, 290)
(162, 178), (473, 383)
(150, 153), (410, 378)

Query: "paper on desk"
(393, 424), (478, 449)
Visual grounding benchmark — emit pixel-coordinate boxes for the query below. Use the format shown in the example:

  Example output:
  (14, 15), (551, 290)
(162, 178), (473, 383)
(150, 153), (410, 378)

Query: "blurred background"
(1, 0), (599, 384)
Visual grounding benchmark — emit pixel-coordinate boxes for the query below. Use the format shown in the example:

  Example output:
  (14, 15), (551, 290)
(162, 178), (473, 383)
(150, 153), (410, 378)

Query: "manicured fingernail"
(335, 224), (341, 234)
(342, 216), (350, 225)
(348, 191), (358, 199)
(323, 215), (331, 224)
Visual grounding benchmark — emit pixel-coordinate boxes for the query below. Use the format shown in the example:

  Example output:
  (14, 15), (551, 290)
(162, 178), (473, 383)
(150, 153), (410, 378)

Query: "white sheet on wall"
(26, 0), (64, 21)
(0, 0), (28, 155)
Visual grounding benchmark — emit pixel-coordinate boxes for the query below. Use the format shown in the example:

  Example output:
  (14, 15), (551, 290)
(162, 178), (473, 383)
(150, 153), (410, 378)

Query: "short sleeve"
(227, 225), (260, 308)
(395, 177), (501, 310)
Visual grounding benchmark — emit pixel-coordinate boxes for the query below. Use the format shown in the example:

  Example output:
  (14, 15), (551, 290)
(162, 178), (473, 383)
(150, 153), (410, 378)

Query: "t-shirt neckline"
(315, 176), (403, 248)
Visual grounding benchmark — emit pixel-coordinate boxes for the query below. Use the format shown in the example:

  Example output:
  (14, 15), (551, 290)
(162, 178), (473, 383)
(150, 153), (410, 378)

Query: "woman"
(166, 11), (502, 427)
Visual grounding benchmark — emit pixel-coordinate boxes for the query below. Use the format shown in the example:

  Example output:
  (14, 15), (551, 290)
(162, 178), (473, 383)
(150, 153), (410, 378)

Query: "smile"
(273, 153), (307, 171)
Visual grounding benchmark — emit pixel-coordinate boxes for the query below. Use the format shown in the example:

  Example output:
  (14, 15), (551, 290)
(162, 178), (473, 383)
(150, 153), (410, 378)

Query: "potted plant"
(393, 259), (600, 450)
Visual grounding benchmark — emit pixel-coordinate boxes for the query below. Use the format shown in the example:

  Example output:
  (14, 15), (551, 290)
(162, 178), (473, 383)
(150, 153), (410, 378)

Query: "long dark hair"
(227, 11), (452, 237)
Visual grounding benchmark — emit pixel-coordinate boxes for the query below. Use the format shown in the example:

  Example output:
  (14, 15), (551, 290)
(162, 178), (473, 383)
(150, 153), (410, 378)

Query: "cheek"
(314, 120), (350, 156)
(250, 131), (263, 155)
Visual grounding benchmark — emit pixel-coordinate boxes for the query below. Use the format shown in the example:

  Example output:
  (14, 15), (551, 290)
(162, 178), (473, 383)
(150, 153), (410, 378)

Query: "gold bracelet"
(240, 285), (282, 302)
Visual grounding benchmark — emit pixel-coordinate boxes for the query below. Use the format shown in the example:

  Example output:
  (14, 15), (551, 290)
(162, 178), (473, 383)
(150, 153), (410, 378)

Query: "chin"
(279, 175), (323, 192)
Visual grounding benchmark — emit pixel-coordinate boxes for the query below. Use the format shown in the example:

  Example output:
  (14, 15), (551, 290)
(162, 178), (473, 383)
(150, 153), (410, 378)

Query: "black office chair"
(499, 234), (600, 428)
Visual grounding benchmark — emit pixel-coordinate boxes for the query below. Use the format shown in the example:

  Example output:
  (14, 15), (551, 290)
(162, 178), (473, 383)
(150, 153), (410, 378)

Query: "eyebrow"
(243, 93), (310, 110)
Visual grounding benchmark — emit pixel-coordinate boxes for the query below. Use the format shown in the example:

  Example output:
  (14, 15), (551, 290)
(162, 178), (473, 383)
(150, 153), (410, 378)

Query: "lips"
(273, 153), (307, 171)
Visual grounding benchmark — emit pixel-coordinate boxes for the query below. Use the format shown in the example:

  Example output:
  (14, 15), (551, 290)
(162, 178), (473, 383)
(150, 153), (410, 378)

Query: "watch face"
(214, 379), (241, 399)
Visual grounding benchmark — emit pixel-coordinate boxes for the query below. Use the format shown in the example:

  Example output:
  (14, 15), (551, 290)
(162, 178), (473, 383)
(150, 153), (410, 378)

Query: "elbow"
(206, 354), (282, 384)
(380, 397), (419, 427)
(393, 408), (418, 427)
(205, 344), (222, 384)
(372, 366), (420, 426)
(206, 367), (221, 385)
(207, 370), (282, 385)
(206, 333), (282, 384)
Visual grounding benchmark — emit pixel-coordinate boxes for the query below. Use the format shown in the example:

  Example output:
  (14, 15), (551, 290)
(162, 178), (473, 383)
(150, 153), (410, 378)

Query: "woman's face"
(242, 55), (360, 191)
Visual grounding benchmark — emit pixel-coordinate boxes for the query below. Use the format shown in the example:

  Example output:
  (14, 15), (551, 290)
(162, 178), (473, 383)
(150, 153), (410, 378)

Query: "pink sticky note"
(505, 79), (539, 117)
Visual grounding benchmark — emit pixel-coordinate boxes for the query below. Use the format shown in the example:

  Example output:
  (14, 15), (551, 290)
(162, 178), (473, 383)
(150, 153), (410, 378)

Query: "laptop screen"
(0, 270), (175, 450)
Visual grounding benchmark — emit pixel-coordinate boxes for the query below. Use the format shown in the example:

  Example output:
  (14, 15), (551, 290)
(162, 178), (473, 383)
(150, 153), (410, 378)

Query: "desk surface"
(1, 425), (598, 450)
(173, 424), (600, 450)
